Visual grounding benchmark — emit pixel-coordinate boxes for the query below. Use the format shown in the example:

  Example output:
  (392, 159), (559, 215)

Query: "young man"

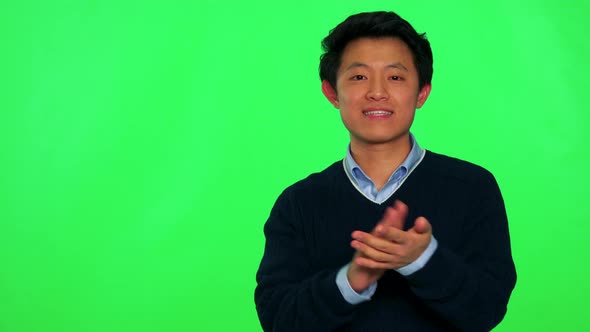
(255, 11), (516, 332)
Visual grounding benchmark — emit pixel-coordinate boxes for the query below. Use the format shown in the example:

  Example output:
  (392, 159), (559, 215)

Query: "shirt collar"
(344, 133), (424, 187)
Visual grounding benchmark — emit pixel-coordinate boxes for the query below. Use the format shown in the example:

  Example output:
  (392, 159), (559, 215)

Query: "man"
(255, 11), (516, 331)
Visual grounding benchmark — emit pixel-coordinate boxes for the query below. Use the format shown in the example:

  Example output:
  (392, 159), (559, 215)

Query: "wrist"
(336, 263), (377, 305)
(347, 263), (382, 292)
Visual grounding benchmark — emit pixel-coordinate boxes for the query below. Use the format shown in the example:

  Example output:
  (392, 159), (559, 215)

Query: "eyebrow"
(345, 62), (408, 71)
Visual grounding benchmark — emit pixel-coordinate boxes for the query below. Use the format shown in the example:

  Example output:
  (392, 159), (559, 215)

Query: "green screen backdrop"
(1, 0), (589, 331)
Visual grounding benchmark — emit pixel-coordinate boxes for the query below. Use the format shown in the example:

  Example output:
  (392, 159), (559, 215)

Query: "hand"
(351, 201), (432, 270)
(346, 200), (407, 292)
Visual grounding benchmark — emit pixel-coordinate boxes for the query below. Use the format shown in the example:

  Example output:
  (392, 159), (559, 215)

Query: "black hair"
(319, 11), (433, 91)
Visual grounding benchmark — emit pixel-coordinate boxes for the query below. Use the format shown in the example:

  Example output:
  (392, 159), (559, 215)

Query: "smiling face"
(322, 37), (431, 150)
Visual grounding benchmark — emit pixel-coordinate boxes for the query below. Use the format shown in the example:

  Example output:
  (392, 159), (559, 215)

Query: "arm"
(405, 173), (516, 331)
(351, 174), (516, 331)
(254, 190), (356, 331)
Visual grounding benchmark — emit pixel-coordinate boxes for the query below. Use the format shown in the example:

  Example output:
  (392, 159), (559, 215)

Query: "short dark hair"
(319, 11), (433, 91)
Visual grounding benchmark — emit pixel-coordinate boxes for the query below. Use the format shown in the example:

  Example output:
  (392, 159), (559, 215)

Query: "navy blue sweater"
(255, 151), (516, 331)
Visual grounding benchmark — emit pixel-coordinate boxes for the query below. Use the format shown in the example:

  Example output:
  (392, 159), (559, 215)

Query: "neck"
(350, 135), (412, 190)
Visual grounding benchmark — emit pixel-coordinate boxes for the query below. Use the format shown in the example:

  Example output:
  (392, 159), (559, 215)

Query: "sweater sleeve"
(254, 189), (357, 331)
(404, 171), (517, 331)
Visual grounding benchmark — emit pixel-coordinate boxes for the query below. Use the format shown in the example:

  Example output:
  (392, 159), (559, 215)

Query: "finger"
(374, 224), (408, 244)
(352, 230), (398, 250)
(351, 239), (394, 262)
(351, 231), (403, 255)
(353, 228), (406, 254)
(354, 255), (401, 270)
(378, 200), (408, 230)
(373, 200), (408, 235)
(411, 217), (432, 235)
(393, 200), (409, 217)
(379, 207), (404, 230)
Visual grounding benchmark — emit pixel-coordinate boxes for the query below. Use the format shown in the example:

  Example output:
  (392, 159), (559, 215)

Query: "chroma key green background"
(1, 0), (588, 331)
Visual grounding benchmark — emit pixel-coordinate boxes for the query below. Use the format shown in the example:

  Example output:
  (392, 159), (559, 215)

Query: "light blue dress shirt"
(336, 134), (439, 304)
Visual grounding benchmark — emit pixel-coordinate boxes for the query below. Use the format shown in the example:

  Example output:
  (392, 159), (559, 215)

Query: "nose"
(366, 78), (389, 101)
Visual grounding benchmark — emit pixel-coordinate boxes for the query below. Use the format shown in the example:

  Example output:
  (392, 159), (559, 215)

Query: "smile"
(363, 110), (393, 116)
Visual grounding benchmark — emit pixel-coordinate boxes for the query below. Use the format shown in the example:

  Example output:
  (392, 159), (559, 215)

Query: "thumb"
(412, 217), (432, 234)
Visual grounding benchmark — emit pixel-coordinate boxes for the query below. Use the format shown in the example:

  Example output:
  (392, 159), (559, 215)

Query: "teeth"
(364, 110), (392, 116)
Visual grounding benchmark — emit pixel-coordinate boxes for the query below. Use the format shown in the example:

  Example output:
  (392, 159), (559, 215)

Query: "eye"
(351, 75), (366, 80)
(390, 76), (402, 81)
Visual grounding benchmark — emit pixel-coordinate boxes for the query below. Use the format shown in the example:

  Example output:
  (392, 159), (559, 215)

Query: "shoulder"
(410, 151), (506, 221)
(280, 160), (344, 198)
(267, 160), (346, 222)
(418, 150), (498, 188)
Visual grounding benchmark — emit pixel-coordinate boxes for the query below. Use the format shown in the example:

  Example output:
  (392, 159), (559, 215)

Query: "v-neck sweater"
(255, 150), (516, 332)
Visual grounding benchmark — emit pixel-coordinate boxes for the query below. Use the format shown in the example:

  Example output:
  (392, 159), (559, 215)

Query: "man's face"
(323, 37), (431, 148)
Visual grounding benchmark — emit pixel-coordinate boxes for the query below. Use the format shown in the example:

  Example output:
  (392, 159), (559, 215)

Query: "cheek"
(336, 92), (361, 108)
(396, 91), (419, 107)
(337, 103), (359, 127)
(338, 113), (356, 133)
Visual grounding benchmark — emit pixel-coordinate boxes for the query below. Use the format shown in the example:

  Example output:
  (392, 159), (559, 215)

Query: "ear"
(416, 83), (432, 109)
(321, 80), (339, 108)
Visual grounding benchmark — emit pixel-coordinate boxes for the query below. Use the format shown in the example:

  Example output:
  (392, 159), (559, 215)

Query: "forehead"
(339, 37), (415, 70)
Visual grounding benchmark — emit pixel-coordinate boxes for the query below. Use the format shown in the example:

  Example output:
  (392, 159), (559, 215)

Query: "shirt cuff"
(335, 263), (377, 305)
(396, 235), (438, 276)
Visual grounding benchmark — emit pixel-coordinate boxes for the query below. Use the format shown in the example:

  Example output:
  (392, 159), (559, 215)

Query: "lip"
(362, 107), (394, 117)
(363, 107), (394, 112)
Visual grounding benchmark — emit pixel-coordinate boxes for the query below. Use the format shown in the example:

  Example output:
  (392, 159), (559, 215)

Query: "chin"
(354, 133), (409, 146)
